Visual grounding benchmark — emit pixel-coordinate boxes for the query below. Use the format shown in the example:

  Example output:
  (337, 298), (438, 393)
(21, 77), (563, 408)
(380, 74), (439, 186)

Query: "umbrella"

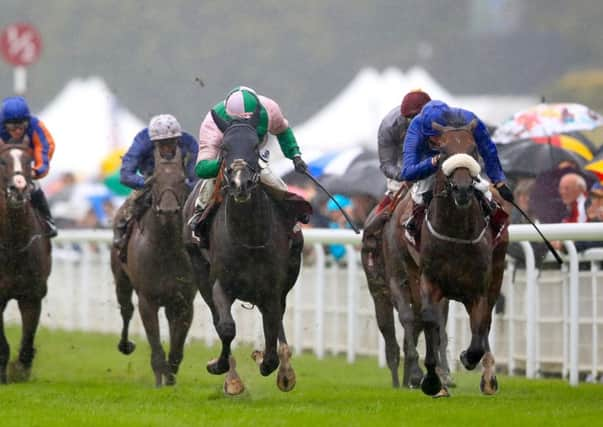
(282, 147), (378, 184)
(584, 150), (603, 183)
(321, 159), (386, 199)
(493, 102), (603, 143)
(496, 137), (592, 178)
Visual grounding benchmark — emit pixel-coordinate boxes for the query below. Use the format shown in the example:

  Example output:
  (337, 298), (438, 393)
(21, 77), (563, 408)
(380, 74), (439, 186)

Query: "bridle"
(425, 127), (489, 245)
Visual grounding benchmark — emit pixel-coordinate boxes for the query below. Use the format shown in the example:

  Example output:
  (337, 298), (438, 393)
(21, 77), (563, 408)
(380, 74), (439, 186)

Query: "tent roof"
(39, 76), (144, 180)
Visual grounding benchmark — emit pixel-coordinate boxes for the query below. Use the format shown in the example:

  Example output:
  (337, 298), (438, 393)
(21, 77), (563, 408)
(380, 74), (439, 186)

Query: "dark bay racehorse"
(111, 142), (195, 387)
(362, 189), (453, 389)
(398, 119), (509, 396)
(0, 140), (51, 383)
(187, 107), (301, 395)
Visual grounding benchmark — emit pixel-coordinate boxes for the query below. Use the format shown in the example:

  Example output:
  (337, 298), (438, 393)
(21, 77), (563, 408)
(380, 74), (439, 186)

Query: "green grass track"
(1, 327), (602, 426)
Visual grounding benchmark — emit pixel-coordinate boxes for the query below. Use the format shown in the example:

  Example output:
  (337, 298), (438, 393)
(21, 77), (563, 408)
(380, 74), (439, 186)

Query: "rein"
(425, 214), (489, 244)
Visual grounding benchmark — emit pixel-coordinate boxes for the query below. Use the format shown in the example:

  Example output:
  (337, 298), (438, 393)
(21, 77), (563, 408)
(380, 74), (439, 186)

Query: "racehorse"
(111, 141), (195, 387)
(362, 190), (453, 389)
(398, 118), (509, 396)
(0, 140), (51, 383)
(186, 106), (302, 395)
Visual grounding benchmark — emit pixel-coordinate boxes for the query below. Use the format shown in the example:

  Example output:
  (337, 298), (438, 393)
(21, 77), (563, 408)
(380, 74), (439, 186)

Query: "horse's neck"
(0, 201), (39, 246)
(140, 210), (183, 248)
(224, 189), (272, 241)
(429, 192), (484, 234)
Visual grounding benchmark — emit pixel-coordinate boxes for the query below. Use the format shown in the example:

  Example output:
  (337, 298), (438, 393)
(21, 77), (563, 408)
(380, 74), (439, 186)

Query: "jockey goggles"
(5, 120), (28, 131)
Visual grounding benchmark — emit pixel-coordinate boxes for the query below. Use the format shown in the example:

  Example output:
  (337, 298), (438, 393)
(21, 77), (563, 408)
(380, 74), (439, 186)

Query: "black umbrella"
(496, 138), (590, 178)
(320, 159), (386, 200)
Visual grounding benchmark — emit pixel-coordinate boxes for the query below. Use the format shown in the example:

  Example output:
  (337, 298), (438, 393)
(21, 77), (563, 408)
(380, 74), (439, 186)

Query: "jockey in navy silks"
(0, 96), (57, 237)
(112, 114), (199, 254)
(400, 100), (514, 239)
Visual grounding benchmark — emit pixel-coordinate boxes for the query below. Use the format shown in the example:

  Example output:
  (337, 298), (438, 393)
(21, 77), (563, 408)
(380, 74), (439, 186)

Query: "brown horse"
(362, 189), (453, 389)
(0, 141), (51, 383)
(398, 119), (509, 396)
(111, 142), (195, 387)
(184, 108), (303, 395)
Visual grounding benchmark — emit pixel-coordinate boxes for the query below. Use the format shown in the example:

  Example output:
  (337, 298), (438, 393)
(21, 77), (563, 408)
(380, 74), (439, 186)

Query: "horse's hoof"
(7, 361), (31, 383)
(260, 358), (279, 377)
(277, 366), (296, 392)
(480, 375), (499, 395)
(118, 340), (136, 355)
(404, 366), (424, 389)
(206, 358), (229, 375)
(251, 350), (264, 365)
(224, 376), (245, 396)
(420, 372), (442, 396)
(165, 373), (176, 386)
(460, 350), (478, 371)
(432, 387), (450, 399)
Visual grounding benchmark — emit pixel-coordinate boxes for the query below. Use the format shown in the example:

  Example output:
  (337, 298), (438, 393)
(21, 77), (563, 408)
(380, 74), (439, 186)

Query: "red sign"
(0, 23), (42, 67)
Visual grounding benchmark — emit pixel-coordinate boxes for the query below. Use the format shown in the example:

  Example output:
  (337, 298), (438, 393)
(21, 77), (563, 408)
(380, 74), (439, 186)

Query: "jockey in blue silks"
(400, 100), (514, 237)
(112, 114), (199, 254)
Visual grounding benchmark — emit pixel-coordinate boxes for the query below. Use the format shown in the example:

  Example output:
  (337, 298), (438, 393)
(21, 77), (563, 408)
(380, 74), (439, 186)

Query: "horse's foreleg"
(138, 295), (167, 387)
(367, 276), (400, 388)
(274, 323), (296, 392)
(9, 298), (41, 382)
(0, 300), (9, 384)
(436, 298), (455, 388)
(392, 279), (423, 389)
(114, 268), (136, 355)
(460, 296), (490, 371)
(207, 280), (235, 375)
(256, 303), (280, 377)
(419, 277), (445, 397)
(165, 295), (194, 386)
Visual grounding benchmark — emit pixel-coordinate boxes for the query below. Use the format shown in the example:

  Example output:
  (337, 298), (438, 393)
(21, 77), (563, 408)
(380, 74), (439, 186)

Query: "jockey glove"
(293, 155), (307, 173)
(496, 182), (514, 203)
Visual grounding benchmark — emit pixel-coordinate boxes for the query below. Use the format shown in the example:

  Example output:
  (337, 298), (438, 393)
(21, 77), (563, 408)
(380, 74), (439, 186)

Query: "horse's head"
(0, 139), (34, 208)
(149, 138), (187, 219)
(433, 118), (481, 209)
(211, 104), (261, 203)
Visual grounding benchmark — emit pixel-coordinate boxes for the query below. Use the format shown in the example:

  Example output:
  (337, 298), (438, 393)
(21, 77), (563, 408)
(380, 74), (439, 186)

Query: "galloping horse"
(111, 141), (195, 387)
(362, 190), (453, 389)
(0, 140), (51, 383)
(398, 118), (509, 396)
(187, 107), (302, 395)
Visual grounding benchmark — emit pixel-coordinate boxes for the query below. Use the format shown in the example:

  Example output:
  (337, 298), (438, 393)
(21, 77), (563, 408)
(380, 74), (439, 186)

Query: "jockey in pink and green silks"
(195, 86), (306, 185)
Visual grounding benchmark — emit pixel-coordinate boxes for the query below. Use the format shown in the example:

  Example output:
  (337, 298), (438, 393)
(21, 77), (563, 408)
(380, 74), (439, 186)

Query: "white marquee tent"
(272, 66), (536, 176)
(38, 77), (144, 181)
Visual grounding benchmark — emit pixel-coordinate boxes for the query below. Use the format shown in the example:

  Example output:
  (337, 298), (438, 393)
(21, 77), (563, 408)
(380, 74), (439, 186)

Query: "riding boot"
(31, 187), (58, 238)
(113, 217), (130, 262)
(404, 202), (425, 241)
(188, 207), (208, 248)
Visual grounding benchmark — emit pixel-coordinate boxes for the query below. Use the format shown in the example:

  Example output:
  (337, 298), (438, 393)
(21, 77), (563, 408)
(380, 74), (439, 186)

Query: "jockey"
(364, 90), (431, 236)
(112, 114), (199, 255)
(190, 86), (308, 243)
(401, 100), (514, 239)
(0, 96), (57, 237)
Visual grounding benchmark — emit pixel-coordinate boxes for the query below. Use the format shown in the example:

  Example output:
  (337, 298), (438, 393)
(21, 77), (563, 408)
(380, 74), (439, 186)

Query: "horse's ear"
(432, 121), (445, 133)
(468, 118), (478, 131)
(211, 109), (229, 133)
